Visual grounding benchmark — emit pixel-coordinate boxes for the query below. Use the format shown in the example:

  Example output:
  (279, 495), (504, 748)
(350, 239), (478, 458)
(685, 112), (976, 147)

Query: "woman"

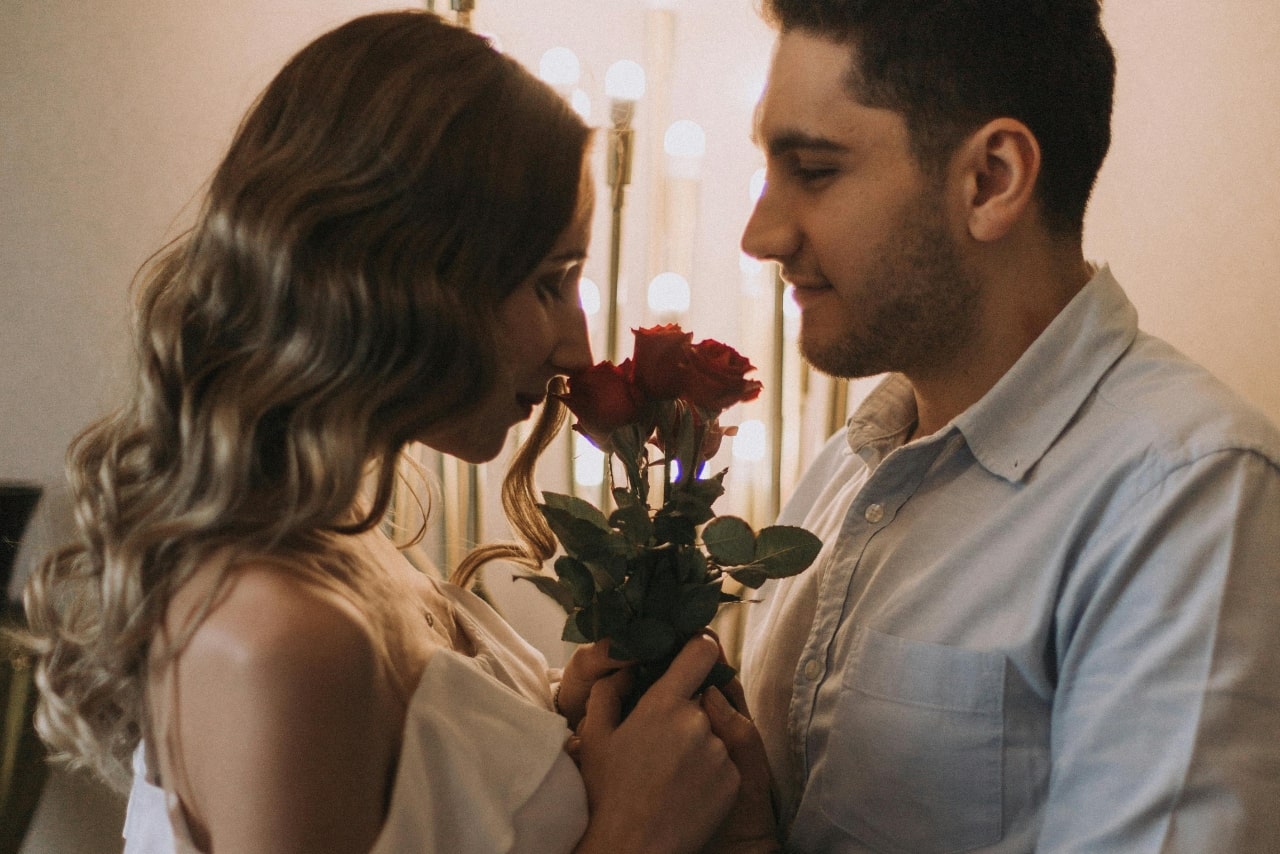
(23, 12), (776, 853)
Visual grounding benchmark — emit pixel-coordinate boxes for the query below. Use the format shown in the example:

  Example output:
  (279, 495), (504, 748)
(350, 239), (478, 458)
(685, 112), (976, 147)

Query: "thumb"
(645, 634), (720, 703)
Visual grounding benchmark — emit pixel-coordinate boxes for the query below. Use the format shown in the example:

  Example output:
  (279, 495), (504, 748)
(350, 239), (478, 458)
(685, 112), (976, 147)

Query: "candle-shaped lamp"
(662, 118), (705, 283)
(602, 59), (646, 364)
(450, 0), (475, 30)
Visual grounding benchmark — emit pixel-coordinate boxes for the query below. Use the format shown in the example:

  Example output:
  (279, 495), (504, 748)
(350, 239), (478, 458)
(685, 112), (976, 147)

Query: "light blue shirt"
(742, 267), (1280, 853)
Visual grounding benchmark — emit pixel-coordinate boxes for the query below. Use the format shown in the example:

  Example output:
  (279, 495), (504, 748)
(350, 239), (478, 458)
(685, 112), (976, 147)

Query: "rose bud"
(559, 360), (645, 450)
(631, 324), (695, 401)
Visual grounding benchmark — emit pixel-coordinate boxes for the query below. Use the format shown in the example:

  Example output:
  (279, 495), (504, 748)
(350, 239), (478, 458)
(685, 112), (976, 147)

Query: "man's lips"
(785, 277), (833, 308)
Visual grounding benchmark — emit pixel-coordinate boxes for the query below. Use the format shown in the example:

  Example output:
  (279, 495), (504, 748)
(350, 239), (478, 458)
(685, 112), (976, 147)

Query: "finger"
(646, 634), (720, 702)
(703, 687), (772, 783)
(720, 674), (749, 716)
(558, 642), (631, 726)
(564, 734), (583, 764)
(578, 668), (629, 743)
(565, 640), (630, 682)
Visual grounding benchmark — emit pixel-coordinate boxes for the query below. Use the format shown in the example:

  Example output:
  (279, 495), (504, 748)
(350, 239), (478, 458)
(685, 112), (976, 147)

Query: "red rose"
(559, 359), (645, 449)
(631, 324), (694, 401)
(680, 339), (763, 411)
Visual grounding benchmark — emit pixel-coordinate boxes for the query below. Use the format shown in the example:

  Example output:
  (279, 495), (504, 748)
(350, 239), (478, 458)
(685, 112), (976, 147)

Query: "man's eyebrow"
(751, 127), (849, 158)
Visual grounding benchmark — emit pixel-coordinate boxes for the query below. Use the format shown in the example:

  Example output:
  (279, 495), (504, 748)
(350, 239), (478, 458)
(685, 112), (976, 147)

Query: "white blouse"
(123, 582), (589, 854)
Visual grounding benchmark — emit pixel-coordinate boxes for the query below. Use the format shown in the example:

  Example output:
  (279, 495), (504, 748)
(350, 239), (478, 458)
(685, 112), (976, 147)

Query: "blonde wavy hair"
(21, 11), (590, 791)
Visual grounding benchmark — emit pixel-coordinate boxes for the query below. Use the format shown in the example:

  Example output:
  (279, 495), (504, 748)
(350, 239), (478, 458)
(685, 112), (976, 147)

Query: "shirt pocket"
(818, 628), (1006, 854)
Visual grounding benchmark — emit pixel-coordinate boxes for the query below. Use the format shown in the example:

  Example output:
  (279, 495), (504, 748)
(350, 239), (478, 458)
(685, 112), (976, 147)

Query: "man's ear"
(953, 118), (1041, 242)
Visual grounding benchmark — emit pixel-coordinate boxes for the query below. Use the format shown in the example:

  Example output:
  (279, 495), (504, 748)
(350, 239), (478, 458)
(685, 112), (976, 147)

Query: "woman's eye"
(536, 265), (581, 303)
(535, 270), (570, 307)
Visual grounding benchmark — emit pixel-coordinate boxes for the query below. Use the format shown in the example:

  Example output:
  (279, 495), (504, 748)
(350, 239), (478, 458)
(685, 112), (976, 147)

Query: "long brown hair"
(22, 11), (590, 789)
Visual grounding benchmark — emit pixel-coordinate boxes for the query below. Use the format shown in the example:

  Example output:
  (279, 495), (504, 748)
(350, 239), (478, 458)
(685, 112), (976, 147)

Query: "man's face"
(741, 29), (979, 381)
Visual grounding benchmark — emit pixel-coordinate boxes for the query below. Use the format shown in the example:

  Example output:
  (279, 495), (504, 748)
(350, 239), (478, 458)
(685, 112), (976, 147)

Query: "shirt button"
(864, 503), (885, 524)
(802, 659), (822, 681)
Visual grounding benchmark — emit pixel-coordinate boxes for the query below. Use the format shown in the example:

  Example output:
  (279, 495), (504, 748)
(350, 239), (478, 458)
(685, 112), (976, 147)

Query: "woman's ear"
(954, 118), (1041, 242)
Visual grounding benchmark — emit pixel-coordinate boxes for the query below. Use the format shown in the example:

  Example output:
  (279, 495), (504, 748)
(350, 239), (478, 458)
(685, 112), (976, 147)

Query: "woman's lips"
(515, 392), (546, 417)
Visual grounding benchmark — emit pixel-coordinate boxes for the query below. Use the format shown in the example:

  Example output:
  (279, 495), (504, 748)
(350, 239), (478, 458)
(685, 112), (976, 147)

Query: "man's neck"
(906, 250), (1093, 440)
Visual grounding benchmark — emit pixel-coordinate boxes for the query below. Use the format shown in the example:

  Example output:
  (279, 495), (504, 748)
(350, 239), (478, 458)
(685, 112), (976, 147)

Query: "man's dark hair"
(763, 0), (1116, 237)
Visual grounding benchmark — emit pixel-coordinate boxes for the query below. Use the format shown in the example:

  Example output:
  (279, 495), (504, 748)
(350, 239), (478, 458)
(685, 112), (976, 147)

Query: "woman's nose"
(553, 303), (594, 374)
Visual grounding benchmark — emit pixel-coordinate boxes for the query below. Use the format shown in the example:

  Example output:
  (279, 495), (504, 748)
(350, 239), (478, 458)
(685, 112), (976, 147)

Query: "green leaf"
(539, 505), (613, 558)
(682, 469), (727, 506)
(593, 588), (632, 636)
(753, 525), (823, 578)
(541, 492), (611, 531)
(553, 556), (595, 606)
(665, 490), (716, 526)
(653, 511), (697, 546)
(562, 613), (591, 643)
(674, 581), (723, 634)
(674, 546), (709, 584)
(610, 618), (680, 662)
(702, 516), (756, 566)
(514, 573), (575, 614)
(609, 501), (654, 546)
(727, 566), (770, 589)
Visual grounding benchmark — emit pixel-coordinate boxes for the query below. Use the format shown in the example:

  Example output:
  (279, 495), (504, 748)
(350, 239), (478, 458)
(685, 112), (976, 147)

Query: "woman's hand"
(572, 636), (739, 854)
(701, 682), (782, 854)
(557, 640), (628, 729)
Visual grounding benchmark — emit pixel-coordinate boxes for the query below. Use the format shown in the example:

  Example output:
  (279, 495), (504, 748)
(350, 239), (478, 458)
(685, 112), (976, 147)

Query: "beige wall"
(1089, 2), (1280, 421)
(3, 2), (1276, 494)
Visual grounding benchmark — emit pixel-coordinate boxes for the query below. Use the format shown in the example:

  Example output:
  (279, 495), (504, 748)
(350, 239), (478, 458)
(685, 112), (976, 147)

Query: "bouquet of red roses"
(521, 324), (822, 712)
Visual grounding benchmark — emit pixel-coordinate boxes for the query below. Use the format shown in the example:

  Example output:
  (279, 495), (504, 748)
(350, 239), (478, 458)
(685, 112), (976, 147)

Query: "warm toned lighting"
(749, 167), (767, 203)
(573, 435), (606, 487)
(570, 88), (591, 121)
(732, 419), (768, 462)
(579, 276), (601, 317)
(783, 286), (801, 320)
(663, 119), (706, 159)
(605, 60), (647, 102)
(648, 272), (691, 315)
(539, 47), (580, 87)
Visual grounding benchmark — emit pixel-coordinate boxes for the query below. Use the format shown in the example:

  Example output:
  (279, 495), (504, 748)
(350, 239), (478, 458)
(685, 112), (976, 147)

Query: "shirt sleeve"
(1039, 449), (1280, 851)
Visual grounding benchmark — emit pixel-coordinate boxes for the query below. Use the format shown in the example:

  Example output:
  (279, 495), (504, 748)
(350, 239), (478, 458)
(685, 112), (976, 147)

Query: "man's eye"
(794, 164), (837, 183)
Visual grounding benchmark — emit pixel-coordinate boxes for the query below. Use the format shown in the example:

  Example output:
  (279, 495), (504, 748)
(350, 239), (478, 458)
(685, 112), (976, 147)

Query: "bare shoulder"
(153, 559), (401, 853)
(167, 560), (381, 687)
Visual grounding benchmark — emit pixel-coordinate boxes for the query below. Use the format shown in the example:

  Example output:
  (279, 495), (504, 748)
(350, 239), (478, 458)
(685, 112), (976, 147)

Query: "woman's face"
(421, 171), (595, 463)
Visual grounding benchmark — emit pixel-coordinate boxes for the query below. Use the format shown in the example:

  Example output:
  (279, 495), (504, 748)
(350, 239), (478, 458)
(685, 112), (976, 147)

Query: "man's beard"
(801, 190), (980, 381)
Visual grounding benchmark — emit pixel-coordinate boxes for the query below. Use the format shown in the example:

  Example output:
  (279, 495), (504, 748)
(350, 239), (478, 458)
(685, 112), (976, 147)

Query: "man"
(738, 1), (1280, 851)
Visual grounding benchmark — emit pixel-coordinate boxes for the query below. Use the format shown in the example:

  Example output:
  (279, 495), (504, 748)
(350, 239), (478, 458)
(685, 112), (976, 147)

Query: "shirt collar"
(841, 265), (1137, 483)
(953, 264), (1138, 482)
(844, 373), (918, 469)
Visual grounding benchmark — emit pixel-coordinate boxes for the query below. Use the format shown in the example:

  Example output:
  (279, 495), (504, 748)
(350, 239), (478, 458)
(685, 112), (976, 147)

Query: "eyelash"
(792, 164), (837, 184)
(537, 266), (580, 302)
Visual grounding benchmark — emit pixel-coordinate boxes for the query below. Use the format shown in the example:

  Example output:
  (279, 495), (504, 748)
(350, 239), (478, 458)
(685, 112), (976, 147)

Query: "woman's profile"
(21, 11), (777, 853)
